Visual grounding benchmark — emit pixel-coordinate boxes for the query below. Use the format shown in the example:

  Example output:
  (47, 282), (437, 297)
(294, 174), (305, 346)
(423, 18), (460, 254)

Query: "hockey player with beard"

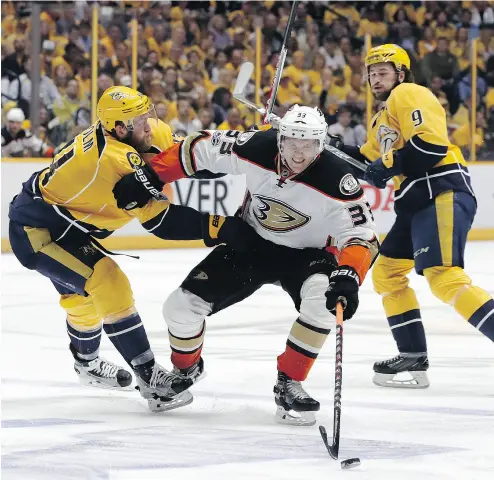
(330, 44), (494, 388)
(113, 105), (379, 425)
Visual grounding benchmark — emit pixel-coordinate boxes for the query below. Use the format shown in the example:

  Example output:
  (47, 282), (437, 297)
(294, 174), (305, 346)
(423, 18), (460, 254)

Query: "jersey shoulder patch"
(232, 128), (278, 171)
(295, 152), (364, 201)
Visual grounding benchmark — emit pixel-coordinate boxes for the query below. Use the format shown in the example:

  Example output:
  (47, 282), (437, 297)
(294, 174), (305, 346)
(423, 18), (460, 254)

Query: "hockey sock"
(67, 320), (102, 361)
(454, 288), (494, 342)
(382, 287), (427, 353)
(103, 312), (154, 368)
(169, 322), (205, 370)
(386, 309), (427, 354)
(277, 317), (330, 381)
(424, 267), (494, 342)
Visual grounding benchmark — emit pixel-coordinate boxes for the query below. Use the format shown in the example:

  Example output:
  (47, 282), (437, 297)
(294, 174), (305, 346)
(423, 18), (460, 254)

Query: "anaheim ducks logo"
(253, 195), (310, 232)
(377, 125), (399, 155)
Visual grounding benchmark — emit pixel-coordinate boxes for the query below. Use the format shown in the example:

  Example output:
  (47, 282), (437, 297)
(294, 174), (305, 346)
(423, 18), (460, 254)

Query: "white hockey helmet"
(6, 107), (25, 123)
(277, 105), (328, 156)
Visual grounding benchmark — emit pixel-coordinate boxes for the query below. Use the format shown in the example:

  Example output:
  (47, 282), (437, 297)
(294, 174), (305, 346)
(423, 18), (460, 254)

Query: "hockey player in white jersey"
(113, 105), (379, 425)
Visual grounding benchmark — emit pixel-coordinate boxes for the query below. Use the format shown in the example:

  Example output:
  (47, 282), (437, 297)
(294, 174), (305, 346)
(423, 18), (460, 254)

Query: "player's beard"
(373, 78), (402, 101)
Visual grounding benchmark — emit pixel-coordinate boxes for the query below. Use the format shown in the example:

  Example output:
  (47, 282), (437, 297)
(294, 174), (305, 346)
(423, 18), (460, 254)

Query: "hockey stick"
(263, 0), (299, 123)
(319, 300), (345, 459)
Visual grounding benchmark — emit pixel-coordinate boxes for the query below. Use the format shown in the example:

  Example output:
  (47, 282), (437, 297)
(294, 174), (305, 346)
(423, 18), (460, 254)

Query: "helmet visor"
(129, 104), (158, 131)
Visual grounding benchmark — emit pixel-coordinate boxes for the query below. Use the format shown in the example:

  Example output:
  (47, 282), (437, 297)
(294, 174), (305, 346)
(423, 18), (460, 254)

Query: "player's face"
(129, 107), (156, 151)
(368, 63), (399, 100)
(8, 121), (22, 135)
(280, 137), (319, 174)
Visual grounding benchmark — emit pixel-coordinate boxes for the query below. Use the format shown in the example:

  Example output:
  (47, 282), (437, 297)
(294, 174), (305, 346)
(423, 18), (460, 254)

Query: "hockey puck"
(341, 458), (361, 469)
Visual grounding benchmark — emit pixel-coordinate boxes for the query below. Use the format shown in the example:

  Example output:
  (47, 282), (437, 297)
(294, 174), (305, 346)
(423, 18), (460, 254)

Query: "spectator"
(138, 63), (156, 96)
(75, 59), (91, 103)
(321, 36), (346, 71)
(225, 48), (245, 76)
(101, 23), (123, 58)
(169, 98), (202, 134)
(211, 51), (229, 84)
(283, 50), (307, 87)
(155, 101), (169, 122)
(103, 43), (131, 76)
(471, 1), (494, 26)
(1, 107), (53, 158)
(8, 57), (60, 114)
(327, 105), (366, 147)
(163, 67), (179, 102)
(357, 6), (388, 43)
(211, 87), (232, 125)
(198, 108), (217, 130)
(431, 11), (456, 41)
(53, 78), (83, 125)
(263, 14), (284, 53)
(209, 15), (231, 50)
(422, 37), (460, 85)
(217, 107), (245, 131)
(429, 75), (451, 115)
(417, 26), (436, 59)
(97, 73), (114, 98)
(78, 21), (92, 53)
(2, 36), (28, 80)
(458, 72), (488, 106)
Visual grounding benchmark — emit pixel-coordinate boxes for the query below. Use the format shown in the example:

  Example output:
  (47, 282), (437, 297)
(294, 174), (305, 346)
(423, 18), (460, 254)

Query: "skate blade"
(275, 406), (316, 426)
(77, 376), (134, 391)
(373, 371), (430, 389)
(148, 390), (193, 413)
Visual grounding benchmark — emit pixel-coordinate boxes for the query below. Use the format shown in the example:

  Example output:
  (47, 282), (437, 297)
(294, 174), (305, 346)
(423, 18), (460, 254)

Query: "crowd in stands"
(1, 0), (494, 159)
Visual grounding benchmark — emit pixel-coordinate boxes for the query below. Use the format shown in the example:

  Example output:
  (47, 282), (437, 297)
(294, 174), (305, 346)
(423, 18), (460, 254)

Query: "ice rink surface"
(2, 242), (493, 480)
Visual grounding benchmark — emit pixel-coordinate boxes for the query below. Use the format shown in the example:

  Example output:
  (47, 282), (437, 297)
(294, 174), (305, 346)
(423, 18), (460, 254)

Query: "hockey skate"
(173, 357), (207, 386)
(373, 354), (430, 389)
(274, 372), (320, 426)
(71, 344), (133, 390)
(74, 356), (133, 390)
(135, 362), (194, 412)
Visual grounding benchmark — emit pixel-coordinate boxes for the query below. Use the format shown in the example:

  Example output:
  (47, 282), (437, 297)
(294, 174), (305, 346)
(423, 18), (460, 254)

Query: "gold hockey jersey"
(36, 119), (175, 235)
(360, 83), (474, 214)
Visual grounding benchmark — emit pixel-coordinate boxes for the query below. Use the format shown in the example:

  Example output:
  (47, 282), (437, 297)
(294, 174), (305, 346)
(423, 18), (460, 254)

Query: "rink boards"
(2, 158), (494, 251)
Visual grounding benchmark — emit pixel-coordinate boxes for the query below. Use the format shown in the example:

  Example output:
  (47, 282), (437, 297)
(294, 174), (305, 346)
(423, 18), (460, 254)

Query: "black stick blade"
(318, 425), (339, 460)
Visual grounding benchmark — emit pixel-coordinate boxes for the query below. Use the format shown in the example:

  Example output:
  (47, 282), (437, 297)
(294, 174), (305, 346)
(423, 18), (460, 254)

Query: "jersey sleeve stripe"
(410, 135), (448, 156)
(141, 204), (170, 232)
(181, 131), (211, 176)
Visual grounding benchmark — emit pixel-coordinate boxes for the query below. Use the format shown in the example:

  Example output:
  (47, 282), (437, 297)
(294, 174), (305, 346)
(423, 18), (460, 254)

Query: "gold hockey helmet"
(365, 44), (411, 72)
(97, 86), (156, 132)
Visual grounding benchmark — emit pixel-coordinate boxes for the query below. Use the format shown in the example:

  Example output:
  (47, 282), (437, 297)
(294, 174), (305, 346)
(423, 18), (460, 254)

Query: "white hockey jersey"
(152, 128), (379, 283)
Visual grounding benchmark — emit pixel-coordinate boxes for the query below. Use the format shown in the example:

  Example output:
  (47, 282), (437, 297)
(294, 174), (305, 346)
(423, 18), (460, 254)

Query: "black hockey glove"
(325, 266), (360, 320)
(364, 157), (400, 189)
(327, 133), (344, 150)
(113, 164), (165, 210)
(201, 214), (266, 253)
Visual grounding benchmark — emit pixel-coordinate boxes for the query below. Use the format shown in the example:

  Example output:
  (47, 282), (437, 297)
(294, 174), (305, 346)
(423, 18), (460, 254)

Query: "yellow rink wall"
(2, 157), (494, 253)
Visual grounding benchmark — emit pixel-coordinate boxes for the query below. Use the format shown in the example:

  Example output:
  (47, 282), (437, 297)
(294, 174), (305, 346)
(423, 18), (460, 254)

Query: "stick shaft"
(262, 1), (299, 123)
(331, 302), (344, 458)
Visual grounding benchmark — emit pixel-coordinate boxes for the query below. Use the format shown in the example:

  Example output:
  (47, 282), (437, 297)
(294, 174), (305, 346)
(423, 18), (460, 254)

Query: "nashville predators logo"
(126, 152), (144, 168)
(109, 91), (133, 100)
(253, 195), (310, 232)
(377, 125), (399, 155)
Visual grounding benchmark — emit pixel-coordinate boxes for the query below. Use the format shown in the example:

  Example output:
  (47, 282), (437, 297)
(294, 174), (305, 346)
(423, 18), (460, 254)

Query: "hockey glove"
(201, 214), (265, 253)
(113, 164), (165, 210)
(363, 157), (399, 189)
(325, 266), (360, 320)
(327, 133), (344, 150)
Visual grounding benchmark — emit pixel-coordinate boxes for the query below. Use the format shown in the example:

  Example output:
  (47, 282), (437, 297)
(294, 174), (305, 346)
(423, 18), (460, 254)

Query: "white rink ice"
(2, 242), (493, 480)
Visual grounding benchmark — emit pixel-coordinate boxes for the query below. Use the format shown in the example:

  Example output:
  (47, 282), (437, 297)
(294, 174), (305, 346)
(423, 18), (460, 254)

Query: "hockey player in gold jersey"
(8, 86), (263, 411)
(332, 44), (494, 388)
